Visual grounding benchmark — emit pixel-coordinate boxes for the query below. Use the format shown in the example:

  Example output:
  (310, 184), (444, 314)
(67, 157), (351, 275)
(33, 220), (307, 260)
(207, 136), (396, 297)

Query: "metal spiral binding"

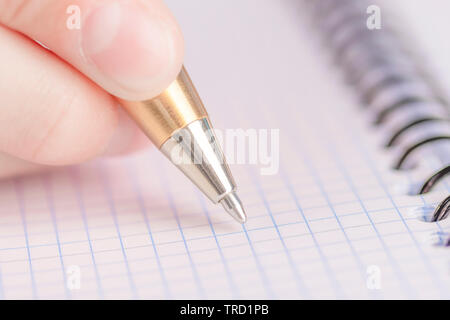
(304, 0), (450, 229)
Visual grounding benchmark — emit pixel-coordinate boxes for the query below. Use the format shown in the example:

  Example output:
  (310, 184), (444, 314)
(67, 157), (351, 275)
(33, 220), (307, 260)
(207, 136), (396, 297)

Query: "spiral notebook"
(0, 0), (449, 299)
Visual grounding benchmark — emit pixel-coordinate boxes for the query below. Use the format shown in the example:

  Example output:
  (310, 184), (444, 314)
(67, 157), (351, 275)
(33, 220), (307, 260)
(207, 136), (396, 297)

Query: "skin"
(0, 0), (184, 178)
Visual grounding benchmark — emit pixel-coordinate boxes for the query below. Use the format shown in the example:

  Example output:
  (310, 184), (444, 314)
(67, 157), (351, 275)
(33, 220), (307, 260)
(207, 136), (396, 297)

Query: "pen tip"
(220, 192), (247, 224)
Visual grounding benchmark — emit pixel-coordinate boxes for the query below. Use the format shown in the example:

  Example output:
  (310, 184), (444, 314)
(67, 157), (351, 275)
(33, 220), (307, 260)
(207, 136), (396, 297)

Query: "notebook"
(0, 0), (449, 299)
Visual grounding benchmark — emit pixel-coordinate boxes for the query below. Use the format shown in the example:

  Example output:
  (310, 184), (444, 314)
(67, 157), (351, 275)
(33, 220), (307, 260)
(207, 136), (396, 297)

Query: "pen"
(118, 66), (247, 223)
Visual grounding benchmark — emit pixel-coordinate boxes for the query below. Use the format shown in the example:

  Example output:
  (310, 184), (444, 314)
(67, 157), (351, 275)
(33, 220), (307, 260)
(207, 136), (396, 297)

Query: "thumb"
(0, 0), (184, 100)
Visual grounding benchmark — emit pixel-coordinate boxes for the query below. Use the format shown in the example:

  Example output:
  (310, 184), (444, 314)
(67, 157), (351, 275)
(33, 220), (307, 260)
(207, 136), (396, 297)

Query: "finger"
(103, 107), (152, 156)
(0, 25), (147, 165)
(0, 152), (45, 179)
(0, 0), (184, 100)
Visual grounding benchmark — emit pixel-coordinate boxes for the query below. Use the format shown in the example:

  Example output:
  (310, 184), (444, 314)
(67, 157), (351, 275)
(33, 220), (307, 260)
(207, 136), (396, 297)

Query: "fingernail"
(81, 0), (179, 97)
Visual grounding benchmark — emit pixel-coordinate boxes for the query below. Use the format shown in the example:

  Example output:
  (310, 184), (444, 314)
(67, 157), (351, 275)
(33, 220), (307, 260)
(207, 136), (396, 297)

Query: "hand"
(0, 0), (184, 178)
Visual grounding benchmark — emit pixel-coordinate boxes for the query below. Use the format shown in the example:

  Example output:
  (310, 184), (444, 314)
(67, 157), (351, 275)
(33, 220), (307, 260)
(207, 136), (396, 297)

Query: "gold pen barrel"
(118, 66), (208, 148)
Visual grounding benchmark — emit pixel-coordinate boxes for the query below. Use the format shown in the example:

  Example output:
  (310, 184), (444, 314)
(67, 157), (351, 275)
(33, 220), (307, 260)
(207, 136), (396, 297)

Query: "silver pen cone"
(220, 192), (247, 224)
(161, 118), (248, 224)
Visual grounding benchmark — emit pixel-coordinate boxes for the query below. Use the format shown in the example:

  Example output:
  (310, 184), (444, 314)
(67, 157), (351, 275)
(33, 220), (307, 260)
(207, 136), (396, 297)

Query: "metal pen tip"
(220, 192), (247, 224)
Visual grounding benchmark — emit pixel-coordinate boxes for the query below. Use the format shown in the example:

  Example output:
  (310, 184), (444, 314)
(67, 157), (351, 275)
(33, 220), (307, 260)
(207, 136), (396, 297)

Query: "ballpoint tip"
(220, 192), (247, 224)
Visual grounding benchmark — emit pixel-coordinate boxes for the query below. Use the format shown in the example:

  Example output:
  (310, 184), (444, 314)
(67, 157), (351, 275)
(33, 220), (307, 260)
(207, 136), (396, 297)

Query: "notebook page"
(0, 0), (449, 299)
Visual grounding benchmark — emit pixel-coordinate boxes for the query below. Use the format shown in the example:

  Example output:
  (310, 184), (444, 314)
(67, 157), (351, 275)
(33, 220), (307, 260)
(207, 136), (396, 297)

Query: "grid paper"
(0, 0), (449, 299)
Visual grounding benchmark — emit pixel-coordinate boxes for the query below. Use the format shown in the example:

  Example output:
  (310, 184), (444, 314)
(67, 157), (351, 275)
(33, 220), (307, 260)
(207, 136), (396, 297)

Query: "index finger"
(0, 0), (184, 100)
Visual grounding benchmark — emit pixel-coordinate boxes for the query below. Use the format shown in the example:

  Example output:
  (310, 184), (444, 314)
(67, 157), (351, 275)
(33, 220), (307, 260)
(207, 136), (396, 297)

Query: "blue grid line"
(2, 220), (447, 291)
(0, 170), (376, 212)
(322, 140), (413, 298)
(241, 100), (346, 298)
(13, 223), (448, 299)
(125, 160), (171, 299)
(42, 175), (71, 299)
(247, 168), (310, 298)
(156, 160), (205, 298)
(0, 200), (427, 249)
(280, 168), (345, 298)
(0, 193), (413, 240)
(6, 226), (448, 289)
(347, 123), (448, 298)
(0, 202), (439, 263)
(3, 156), (447, 299)
(195, 191), (240, 299)
(91, 235), (446, 298)
(232, 95), (347, 298)
(2, 220), (443, 270)
(281, 132), (374, 297)
(0, 264), (4, 299)
(70, 168), (104, 299)
(242, 93), (449, 298)
(0, 177), (389, 220)
(217, 104), (278, 299)
(97, 164), (137, 298)
(240, 222), (275, 298)
(13, 178), (38, 299)
(275, 92), (445, 298)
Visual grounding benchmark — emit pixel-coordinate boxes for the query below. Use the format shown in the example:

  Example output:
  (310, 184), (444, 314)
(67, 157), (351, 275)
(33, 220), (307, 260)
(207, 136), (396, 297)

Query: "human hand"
(0, 0), (184, 178)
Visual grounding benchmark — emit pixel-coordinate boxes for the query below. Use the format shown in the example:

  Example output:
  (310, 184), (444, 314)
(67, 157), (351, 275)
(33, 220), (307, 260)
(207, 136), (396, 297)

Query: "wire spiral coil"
(304, 0), (450, 230)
